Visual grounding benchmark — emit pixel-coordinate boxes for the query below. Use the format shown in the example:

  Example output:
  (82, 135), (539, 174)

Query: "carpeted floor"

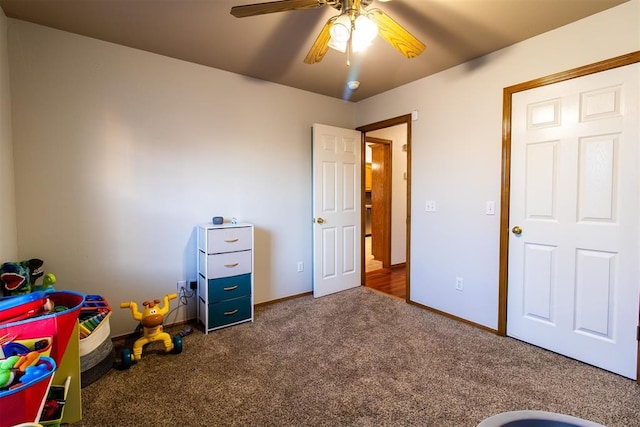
(74, 287), (640, 426)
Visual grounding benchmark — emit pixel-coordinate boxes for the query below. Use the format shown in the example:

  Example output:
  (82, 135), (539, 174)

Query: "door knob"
(512, 225), (522, 236)
(316, 217), (325, 224)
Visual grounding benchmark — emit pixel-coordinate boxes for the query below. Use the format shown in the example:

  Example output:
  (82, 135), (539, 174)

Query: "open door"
(499, 53), (640, 380)
(368, 138), (392, 268)
(312, 123), (362, 298)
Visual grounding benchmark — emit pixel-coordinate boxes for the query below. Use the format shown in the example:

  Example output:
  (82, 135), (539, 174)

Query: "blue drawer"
(207, 296), (251, 329)
(208, 274), (251, 302)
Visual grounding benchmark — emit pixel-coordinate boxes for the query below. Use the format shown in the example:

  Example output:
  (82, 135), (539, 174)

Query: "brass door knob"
(316, 217), (325, 224)
(512, 225), (522, 236)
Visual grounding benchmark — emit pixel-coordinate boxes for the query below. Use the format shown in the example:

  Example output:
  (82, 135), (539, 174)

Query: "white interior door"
(312, 123), (361, 298)
(507, 63), (640, 379)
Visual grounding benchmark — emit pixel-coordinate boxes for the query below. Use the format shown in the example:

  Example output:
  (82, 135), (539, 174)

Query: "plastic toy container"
(0, 356), (57, 427)
(0, 291), (85, 365)
(80, 294), (111, 313)
(0, 291), (84, 427)
(0, 292), (48, 325)
(2, 336), (52, 359)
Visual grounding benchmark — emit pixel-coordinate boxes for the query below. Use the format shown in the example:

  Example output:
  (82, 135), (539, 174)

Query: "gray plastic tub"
(477, 411), (605, 427)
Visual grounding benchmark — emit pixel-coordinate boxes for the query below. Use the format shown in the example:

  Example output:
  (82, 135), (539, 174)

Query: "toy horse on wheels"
(119, 293), (183, 369)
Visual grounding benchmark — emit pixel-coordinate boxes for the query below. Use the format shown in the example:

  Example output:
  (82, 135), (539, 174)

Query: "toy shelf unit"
(197, 223), (254, 334)
(0, 291), (84, 427)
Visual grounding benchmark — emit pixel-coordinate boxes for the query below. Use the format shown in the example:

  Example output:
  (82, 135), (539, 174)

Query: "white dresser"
(197, 223), (254, 334)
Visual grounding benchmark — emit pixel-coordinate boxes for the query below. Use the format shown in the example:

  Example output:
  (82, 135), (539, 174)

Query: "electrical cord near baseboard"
(177, 286), (195, 306)
(164, 286), (195, 326)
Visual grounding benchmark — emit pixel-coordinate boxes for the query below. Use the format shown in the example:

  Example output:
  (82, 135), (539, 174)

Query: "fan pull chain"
(346, 20), (354, 67)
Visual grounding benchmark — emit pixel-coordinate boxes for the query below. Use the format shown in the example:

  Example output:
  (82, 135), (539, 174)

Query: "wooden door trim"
(498, 51), (640, 380)
(366, 136), (392, 268)
(357, 114), (412, 302)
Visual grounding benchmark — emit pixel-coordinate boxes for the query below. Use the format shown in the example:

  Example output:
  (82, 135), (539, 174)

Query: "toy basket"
(0, 291), (85, 365)
(0, 356), (56, 427)
(0, 291), (84, 426)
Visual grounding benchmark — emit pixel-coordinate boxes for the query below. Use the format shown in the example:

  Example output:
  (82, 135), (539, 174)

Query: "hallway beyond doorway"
(366, 236), (406, 299)
(365, 236), (382, 272)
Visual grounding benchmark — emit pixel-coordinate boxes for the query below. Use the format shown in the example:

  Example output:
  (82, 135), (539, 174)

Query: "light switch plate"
(486, 201), (495, 215)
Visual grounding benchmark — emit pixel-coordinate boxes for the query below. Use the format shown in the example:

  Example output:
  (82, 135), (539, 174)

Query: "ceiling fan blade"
(368, 9), (425, 59)
(231, 0), (324, 18)
(304, 16), (336, 64)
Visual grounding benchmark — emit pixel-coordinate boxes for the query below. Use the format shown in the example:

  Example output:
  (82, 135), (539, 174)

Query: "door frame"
(366, 136), (392, 268)
(357, 114), (412, 301)
(497, 51), (640, 380)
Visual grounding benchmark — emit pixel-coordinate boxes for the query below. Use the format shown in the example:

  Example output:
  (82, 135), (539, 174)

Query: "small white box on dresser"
(197, 222), (254, 334)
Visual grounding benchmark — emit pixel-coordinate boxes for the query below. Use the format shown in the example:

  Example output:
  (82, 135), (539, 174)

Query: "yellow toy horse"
(119, 293), (182, 368)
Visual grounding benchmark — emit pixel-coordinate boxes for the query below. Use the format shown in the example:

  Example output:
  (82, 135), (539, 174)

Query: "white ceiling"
(0, 0), (629, 102)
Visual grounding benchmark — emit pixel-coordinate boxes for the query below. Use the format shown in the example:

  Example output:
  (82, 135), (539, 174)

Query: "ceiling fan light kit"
(327, 37), (347, 53)
(350, 14), (378, 52)
(330, 13), (351, 43)
(230, 0), (425, 65)
(325, 12), (376, 54)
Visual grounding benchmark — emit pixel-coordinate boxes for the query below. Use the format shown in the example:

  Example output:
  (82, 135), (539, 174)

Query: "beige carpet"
(75, 287), (640, 426)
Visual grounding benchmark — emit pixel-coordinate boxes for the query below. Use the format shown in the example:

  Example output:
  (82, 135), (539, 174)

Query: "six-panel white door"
(312, 123), (362, 298)
(508, 63), (639, 379)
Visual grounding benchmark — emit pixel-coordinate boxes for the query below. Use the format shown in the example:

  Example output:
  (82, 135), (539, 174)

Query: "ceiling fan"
(230, 0), (425, 65)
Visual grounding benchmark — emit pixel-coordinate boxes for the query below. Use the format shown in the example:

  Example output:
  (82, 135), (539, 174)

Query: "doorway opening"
(357, 115), (412, 301)
(365, 136), (391, 272)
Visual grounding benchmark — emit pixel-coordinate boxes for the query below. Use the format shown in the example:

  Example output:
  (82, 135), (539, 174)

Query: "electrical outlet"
(189, 281), (197, 290)
(177, 280), (187, 293)
(455, 277), (464, 291)
(425, 200), (436, 212)
(297, 261), (304, 272)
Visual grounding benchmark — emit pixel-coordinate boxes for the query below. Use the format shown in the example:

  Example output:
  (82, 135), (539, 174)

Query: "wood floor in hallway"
(365, 265), (406, 300)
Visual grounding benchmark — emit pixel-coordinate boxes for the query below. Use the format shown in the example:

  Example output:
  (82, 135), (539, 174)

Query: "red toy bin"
(0, 356), (57, 427)
(0, 291), (85, 365)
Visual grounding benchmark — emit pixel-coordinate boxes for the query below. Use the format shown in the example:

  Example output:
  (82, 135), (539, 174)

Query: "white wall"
(7, 20), (356, 336)
(5, 1), (638, 336)
(0, 8), (17, 263)
(356, 0), (640, 329)
(367, 124), (407, 265)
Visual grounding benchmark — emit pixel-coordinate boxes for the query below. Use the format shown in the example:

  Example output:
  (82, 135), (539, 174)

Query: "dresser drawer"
(199, 226), (252, 254)
(206, 296), (251, 329)
(199, 249), (252, 279)
(199, 273), (251, 302)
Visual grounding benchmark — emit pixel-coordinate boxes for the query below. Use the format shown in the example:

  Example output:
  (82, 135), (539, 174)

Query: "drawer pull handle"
(223, 285), (238, 291)
(224, 238), (239, 243)
(224, 262), (239, 268)
(224, 309), (239, 316)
